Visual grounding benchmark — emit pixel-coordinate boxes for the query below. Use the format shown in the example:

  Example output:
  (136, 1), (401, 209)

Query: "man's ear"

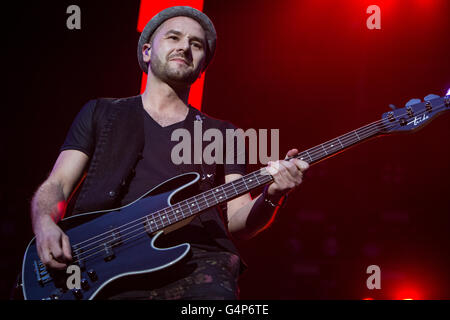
(142, 43), (151, 63)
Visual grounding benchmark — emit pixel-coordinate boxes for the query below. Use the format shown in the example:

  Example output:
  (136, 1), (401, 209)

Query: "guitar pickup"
(102, 228), (121, 261)
(71, 245), (85, 271)
(109, 229), (122, 247)
(103, 243), (115, 262)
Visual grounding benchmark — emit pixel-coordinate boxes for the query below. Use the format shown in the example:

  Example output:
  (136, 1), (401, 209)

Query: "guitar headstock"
(380, 92), (450, 134)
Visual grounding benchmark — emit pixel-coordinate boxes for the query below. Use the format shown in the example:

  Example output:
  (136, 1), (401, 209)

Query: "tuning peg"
(389, 104), (397, 110)
(424, 94), (440, 101)
(405, 98), (421, 107)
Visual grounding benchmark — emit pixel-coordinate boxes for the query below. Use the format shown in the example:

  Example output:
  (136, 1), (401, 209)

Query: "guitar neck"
(145, 119), (382, 231)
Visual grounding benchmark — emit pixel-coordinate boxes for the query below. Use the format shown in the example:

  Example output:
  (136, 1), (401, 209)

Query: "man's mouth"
(170, 58), (189, 65)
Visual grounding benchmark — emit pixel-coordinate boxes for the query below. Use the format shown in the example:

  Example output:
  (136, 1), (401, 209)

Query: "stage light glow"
(56, 201), (67, 220)
(395, 287), (423, 300)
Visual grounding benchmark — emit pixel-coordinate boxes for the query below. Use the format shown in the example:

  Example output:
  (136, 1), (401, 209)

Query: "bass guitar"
(21, 93), (449, 299)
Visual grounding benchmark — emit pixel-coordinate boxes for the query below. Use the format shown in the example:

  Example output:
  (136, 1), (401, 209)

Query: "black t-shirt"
(60, 99), (246, 251)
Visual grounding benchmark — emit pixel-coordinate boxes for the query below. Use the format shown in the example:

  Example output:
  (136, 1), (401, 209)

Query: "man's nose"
(176, 37), (190, 52)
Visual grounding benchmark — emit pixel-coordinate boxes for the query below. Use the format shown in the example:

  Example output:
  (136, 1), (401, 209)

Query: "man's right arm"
(31, 150), (89, 269)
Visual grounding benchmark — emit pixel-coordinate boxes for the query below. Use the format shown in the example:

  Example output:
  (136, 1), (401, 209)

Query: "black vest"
(69, 95), (243, 259)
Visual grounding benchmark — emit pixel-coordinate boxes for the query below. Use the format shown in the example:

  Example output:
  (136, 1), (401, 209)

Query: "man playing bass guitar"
(29, 6), (308, 300)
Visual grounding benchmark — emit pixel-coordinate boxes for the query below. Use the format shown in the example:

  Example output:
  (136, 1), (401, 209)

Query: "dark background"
(4, 0), (450, 299)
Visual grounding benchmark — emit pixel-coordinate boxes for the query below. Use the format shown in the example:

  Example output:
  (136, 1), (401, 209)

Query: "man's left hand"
(265, 149), (309, 202)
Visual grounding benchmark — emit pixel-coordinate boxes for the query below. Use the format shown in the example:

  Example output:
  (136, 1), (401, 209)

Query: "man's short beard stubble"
(150, 53), (201, 86)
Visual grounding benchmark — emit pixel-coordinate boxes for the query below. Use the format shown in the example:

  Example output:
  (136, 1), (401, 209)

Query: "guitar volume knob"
(81, 278), (90, 290)
(72, 289), (83, 300)
(87, 269), (98, 281)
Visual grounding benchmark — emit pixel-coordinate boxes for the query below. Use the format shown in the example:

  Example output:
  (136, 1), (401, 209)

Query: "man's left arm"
(226, 149), (309, 240)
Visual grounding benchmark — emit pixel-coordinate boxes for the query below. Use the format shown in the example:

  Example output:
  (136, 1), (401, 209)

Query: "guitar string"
(69, 116), (383, 255)
(68, 101), (447, 261)
(68, 102), (408, 251)
(70, 109), (392, 251)
(69, 102), (448, 264)
(70, 172), (269, 262)
(67, 102), (448, 263)
(69, 101), (447, 262)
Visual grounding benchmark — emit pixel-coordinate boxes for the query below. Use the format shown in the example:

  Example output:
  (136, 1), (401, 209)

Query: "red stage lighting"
(395, 287), (423, 300)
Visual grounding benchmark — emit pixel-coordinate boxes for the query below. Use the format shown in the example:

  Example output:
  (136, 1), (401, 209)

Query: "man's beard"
(150, 54), (200, 86)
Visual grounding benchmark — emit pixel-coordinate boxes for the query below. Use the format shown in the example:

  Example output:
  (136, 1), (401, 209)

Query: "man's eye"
(192, 43), (203, 49)
(169, 36), (178, 40)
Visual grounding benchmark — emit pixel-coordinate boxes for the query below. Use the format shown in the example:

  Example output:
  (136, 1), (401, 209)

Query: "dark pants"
(96, 247), (241, 300)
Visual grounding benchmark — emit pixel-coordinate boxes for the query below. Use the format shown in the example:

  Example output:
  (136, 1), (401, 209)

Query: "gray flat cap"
(137, 6), (217, 73)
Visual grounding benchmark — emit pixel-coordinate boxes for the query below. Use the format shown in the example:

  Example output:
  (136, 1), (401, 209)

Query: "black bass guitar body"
(22, 172), (200, 300)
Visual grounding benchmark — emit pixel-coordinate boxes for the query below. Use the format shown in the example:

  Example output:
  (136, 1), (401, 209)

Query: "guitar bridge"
(33, 260), (52, 286)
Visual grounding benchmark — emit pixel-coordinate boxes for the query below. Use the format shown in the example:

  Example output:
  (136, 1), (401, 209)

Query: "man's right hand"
(34, 215), (72, 270)
(31, 150), (89, 270)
